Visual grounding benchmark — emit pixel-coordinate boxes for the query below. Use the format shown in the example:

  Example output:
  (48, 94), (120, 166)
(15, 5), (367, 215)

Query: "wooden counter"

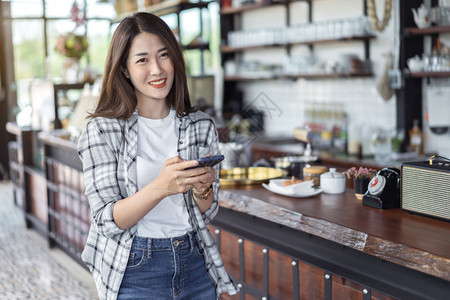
(220, 186), (450, 280)
(215, 186), (450, 299)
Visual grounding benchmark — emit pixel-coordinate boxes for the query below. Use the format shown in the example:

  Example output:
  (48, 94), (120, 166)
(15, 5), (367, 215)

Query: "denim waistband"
(132, 231), (197, 252)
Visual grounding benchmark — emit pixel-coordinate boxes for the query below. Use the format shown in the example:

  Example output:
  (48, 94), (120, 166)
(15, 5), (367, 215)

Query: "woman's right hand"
(154, 156), (204, 197)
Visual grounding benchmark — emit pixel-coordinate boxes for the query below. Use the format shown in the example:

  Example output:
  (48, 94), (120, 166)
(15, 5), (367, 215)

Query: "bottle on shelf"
(347, 120), (360, 157)
(409, 119), (423, 155)
(360, 124), (374, 158)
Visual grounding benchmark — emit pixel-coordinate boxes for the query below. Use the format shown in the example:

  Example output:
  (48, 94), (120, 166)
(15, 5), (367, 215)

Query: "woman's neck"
(137, 102), (170, 119)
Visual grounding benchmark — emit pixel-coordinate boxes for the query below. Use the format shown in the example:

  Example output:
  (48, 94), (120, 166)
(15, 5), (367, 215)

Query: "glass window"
(45, 0), (77, 19)
(86, 20), (112, 75)
(10, 0), (43, 18)
(161, 14), (177, 31)
(86, 0), (115, 19)
(12, 19), (45, 111)
(12, 20), (45, 80)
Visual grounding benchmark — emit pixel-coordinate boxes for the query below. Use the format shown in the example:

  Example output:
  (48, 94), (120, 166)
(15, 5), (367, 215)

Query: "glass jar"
(303, 165), (327, 186)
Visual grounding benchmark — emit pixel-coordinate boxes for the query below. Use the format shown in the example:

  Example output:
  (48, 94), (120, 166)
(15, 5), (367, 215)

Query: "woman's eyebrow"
(133, 47), (167, 57)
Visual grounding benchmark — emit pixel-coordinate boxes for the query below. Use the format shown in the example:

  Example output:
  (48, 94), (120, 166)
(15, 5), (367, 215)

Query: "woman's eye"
(161, 52), (169, 58)
(137, 58), (147, 63)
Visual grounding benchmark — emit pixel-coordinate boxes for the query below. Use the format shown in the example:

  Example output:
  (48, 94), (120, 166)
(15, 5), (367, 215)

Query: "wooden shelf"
(221, 34), (376, 53)
(220, 0), (297, 15)
(183, 42), (210, 51)
(224, 74), (277, 81)
(112, 0), (210, 23)
(403, 69), (450, 78)
(403, 25), (450, 36)
(224, 71), (373, 81)
(291, 71), (373, 79)
(221, 44), (285, 53)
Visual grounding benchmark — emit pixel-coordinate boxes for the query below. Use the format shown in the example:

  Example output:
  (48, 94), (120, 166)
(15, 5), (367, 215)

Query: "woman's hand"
(191, 166), (216, 194)
(153, 156), (214, 197)
(190, 161), (216, 213)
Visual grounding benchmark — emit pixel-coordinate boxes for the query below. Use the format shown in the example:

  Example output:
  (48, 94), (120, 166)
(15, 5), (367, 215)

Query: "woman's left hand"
(190, 166), (215, 213)
(191, 166), (216, 194)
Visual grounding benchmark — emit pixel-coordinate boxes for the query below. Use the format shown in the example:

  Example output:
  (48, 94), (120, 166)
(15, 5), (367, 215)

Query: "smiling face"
(125, 32), (174, 113)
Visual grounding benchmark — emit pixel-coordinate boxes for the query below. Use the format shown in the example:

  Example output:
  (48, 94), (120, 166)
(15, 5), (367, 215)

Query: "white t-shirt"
(136, 109), (192, 238)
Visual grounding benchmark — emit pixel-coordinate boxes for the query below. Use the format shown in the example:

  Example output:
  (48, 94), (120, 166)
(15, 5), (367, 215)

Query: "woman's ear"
(121, 67), (130, 78)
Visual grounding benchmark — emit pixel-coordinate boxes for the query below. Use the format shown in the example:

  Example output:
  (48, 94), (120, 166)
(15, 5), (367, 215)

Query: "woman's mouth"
(149, 78), (166, 88)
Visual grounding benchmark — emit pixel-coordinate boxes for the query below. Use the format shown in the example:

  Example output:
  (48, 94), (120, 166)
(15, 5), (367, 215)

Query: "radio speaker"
(402, 161), (450, 222)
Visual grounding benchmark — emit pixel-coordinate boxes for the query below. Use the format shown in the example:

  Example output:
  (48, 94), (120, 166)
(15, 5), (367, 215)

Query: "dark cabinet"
(398, 0), (450, 145)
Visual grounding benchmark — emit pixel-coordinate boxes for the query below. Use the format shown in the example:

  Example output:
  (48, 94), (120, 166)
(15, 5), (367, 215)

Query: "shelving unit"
(404, 70), (450, 78)
(398, 0), (450, 145)
(220, 34), (376, 53)
(403, 25), (450, 36)
(224, 70), (373, 82)
(53, 83), (85, 130)
(221, 0), (292, 14)
(219, 0), (375, 117)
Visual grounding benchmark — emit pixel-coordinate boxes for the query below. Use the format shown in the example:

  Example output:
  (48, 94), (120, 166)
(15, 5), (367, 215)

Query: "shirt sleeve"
(77, 118), (126, 238)
(201, 121), (220, 224)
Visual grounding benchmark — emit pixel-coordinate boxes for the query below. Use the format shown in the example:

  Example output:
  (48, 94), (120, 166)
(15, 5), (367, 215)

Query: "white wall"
(234, 0), (450, 156)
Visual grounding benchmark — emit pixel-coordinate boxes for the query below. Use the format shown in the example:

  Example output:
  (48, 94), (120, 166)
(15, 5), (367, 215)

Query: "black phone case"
(186, 155), (224, 169)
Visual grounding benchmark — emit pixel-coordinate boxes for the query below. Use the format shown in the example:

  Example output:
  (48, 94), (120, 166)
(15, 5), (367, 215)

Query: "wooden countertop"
(218, 185), (450, 282)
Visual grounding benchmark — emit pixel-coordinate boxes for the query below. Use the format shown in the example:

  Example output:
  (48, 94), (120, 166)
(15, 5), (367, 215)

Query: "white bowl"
(320, 168), (346, 194)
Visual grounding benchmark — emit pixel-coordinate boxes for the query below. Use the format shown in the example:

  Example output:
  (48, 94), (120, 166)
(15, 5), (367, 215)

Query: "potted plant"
(343, 167), (378, 200)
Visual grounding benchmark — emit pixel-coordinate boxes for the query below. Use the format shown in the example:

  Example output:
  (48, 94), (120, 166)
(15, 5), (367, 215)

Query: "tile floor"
(0, 181), (98, 299)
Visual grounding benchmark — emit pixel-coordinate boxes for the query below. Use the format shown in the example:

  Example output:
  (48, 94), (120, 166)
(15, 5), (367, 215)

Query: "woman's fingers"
(159, 158), (217, 195)
(164, 156), (184, 165)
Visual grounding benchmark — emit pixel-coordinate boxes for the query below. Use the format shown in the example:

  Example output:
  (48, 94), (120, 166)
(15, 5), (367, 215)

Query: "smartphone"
(185, 155), (225, 170)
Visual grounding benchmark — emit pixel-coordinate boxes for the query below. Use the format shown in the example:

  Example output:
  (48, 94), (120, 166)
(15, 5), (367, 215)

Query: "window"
(6, 0), (113, 114)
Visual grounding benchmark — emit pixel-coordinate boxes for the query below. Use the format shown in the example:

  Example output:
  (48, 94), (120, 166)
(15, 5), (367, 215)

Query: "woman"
(77, 12), (238, 300)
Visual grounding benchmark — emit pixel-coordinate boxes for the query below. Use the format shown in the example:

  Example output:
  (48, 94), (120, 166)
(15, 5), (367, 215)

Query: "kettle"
(411, 4), (431, 28)
(219, 142), (248, 169)
(407, 55), (424, 72)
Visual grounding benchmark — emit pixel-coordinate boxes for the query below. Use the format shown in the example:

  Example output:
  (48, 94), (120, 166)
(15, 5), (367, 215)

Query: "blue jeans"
(118, 232), (217, 300)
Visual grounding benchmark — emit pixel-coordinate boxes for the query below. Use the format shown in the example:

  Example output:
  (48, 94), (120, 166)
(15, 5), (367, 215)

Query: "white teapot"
(407, 55), (424, 72)
(412, 4), (431, 28)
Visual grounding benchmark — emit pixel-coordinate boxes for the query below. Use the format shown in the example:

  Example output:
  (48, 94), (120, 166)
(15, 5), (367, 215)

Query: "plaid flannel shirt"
(77, 110), (239, 300)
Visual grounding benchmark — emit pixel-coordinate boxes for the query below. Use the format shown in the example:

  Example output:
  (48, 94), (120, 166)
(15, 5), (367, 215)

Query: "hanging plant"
(366, 0), (392, 32)
(55, 33), (89, 59)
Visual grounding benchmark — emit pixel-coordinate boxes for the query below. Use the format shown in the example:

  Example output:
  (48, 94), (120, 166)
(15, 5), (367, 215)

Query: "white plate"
(262, 179), (322, 198)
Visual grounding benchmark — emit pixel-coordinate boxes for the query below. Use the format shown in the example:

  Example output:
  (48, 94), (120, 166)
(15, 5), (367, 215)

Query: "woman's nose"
(149, 59), (162, 75)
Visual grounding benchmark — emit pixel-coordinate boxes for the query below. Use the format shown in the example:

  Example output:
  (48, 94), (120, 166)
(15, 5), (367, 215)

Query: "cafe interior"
(0, 0), (449, 299)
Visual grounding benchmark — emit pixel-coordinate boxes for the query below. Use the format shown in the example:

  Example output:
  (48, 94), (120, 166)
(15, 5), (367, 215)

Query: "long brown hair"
(90, 12), (193, 119)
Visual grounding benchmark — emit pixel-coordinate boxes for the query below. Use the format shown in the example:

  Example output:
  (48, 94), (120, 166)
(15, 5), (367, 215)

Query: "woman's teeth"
(150, 79), (165, 85)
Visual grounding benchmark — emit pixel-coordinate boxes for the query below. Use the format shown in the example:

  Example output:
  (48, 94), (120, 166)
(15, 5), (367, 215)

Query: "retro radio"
(401, 157), (450, 222)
